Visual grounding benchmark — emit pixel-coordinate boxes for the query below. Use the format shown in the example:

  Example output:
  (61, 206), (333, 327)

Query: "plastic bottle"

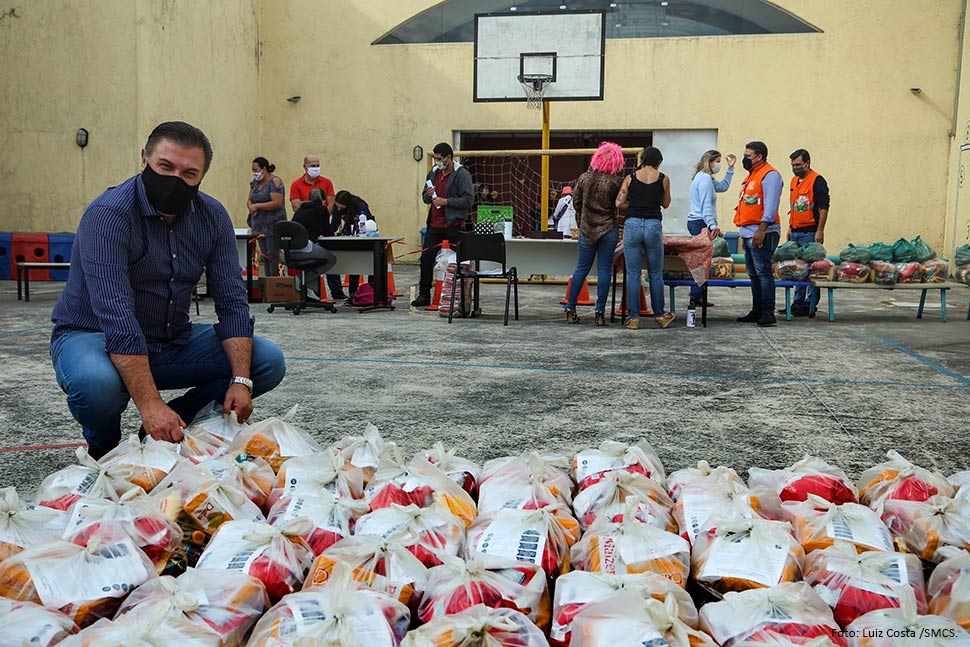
(358, 214), (367, 237)
(686, 305), (696, 328)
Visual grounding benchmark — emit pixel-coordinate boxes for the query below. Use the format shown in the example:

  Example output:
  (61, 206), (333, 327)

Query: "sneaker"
(625, 318), (639, 330)
(737, 310), (761, 323)
(565, 309), (581, 324)
(778, 305), (809, 317)
(411, 295), (431, 307)
(594, 311), (606, 326)
(306, 289), (321, 302)
(757, 312), (777, 327)
(655, 312), (676, 329)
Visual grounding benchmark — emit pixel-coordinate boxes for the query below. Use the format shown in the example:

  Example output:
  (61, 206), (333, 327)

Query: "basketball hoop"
(518, 73), (553, 110)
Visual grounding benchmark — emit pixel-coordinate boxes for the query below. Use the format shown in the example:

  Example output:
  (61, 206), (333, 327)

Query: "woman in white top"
(687, 149), (736, 306)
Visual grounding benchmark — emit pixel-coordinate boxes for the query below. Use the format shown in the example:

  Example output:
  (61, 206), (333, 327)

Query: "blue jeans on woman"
(623, 218), (666, 319)
(565, 227), (619, 313)
(51, 324), (286, 456)
(686, 219), (708, 302)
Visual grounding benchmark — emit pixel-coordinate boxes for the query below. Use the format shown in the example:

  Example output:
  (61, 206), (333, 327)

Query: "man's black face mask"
(142, 162), (200, 215)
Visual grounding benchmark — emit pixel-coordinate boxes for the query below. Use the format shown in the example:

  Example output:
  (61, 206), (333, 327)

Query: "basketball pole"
(540, 100), (551, 231)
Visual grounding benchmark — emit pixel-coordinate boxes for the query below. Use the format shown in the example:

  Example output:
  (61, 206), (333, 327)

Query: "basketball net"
(519, 74), (552, 110)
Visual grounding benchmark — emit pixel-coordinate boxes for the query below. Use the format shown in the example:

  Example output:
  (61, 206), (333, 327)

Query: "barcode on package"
(226, 549), (257, 571)
(829, 516), (853, 540)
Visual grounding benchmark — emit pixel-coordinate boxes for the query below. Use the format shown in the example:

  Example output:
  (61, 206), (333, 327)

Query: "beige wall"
(1, 0), (965, 261)
(0, 0), (260, 232)
(945, 0), (970, 259)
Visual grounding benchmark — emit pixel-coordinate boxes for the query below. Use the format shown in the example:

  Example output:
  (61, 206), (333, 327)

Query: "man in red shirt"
(290, 154), (335, 213)
(412, 142), (474, 307)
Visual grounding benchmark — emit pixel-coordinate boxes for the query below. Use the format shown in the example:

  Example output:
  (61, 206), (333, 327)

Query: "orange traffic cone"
(614, 285), (652, 317)
(317, 276), (337, 304)
(425, 240), (450, 311)
(343, 274), (366, 287)
(387, 264), (404, 297)
(560, 277), (596, 306)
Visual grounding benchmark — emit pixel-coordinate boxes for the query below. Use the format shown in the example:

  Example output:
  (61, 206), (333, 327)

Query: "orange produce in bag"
(113, 567), (268, 647)
(844, 589), (970, 646)
(882, 495), (970, 561)
(699, 582), (846, 647)
(570, 499), (690, 586)
(928, 548), (970, 629)
(270, 448), (365, 506)
(355, 503), (465, 568)
(35, 447), (130, 512)
(418, 553), (550, 630)
(803, 542), (927, 628)
(99, 434), (182, 494)
(195, 519), (313, 603)
(783, 496), (894, 554)
(331, 422), (396, 486)
(569, 590), (716, 647)
(267, 489), (369, 556)
(692, 517), (804, 595)
(227, 405), (321, 473)
(401, 604), (548, 647)
(667, 461), (745, 502)
(571, 440), (665, 491)
(197, 454), (275, 510)
(572, 470), (675, 531)
(0, 598), (77, 646)
(478, 452), (574, 515)
(0, 525), (156, 627)
(672, 467), (759, 544)
(465, 505), (580, 581)
(365, 452), (477, 526)
(0, 487), (66, 562)
(857, 450), (954, 511)
(422, 441), (483, 499)
(551, 571), (698, 647)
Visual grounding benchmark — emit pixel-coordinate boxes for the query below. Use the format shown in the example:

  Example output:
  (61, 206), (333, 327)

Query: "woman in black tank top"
(616, 147), (674, 329)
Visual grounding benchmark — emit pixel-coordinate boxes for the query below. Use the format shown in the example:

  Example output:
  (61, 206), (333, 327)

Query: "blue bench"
(813, 280), (968, 322)
(665, 279), (817, 326)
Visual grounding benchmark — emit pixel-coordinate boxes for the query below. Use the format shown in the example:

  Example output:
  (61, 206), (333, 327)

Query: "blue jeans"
(565, 228), (619, 313)
(623, 218), (665, 319)
(742, 231), (780, 314)
(687, 219), (708, 302)
(50, 325), (286, 454)
(790, 230), (820, 311)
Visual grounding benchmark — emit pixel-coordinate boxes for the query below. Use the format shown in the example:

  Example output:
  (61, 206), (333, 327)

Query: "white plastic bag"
(0, 598), (77, 647)
(227, 405), (321, 472)
(422, 441), (482, 497)
(267, 489), (368, 556)
(882, 495), (970, 561)
(666, 461), (744, 502)
(0, 487), (66, 561)
(99, 434), (183, 494)
(355, 503), (465, 568)
(571, 440), (665, 490)
(365, 452), (477, 526)
(271, 448), (365, 505)
(402, 604), (547, 647)
(783, 496), (894, 554)
(671, 467), (758, 544)
(481, 453), (574, 510)
(858, 450), (954, 511)
(331, 422), (396, 485)
(569, 590), (715, 647)
(929, 548), (970, 629)
(197, 454), (275, 510)
(571, 471), (675, 531)
(749, 456), (858, 509)
(845, 590), (970, 646)
(35, 447), (129, 511)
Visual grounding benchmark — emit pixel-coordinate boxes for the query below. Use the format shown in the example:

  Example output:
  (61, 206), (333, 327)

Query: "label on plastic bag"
(25, 537), (149, 609)
(699, 535), (788, 586)
(196, 524), (263, 573)
(474, 514), (547, 566)
(63, 499), (135, 536)
(701, 595), (792, 644)
(825, 514), (892, 551)
(578, 615), (669, 647)
(285, 596), (329, 634)
(281, 464), (336, 495)
(574, 451), (624, 484)
(49, 467), (99, 496)
(275, 496), (345, 534)
(679, 493), (716, 543)
(835, 554), (910, 597)
(355, 513), (406, 540)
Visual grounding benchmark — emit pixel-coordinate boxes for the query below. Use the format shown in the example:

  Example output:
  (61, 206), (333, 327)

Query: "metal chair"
(266, 221), (336, 316)
(448, 231), (519, 325)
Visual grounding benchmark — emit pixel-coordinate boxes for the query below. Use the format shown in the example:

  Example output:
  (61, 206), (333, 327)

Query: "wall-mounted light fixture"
(75, 128), (89, 148)
(413, 145), (424, 161)
(286, 95), (302, 103)
(910, 87), (922, 95)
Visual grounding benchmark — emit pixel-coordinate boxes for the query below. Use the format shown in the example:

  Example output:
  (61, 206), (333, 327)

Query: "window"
(374, 0), (820, 45)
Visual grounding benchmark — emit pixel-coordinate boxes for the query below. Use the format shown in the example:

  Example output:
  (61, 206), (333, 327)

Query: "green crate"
(477, 206), (513, 223)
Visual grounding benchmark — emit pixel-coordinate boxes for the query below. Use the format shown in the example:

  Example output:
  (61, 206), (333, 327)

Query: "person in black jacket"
(290, 188), (337, 301)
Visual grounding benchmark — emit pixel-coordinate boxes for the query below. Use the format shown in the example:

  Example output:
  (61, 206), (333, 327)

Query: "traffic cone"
(317, 276), (337, 304)
(614, 285), (652, 317)
(343, 274), (366, 287)
(560, 277), (596, 305)
(387, 263), (404, 297)
(425, 240), (449, 311)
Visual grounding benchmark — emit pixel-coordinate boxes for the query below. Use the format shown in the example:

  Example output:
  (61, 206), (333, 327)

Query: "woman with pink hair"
(616, 146), (674, 329)
(562, 142), (626, 326)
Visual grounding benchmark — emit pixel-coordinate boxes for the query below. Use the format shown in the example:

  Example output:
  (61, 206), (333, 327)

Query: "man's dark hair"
(745, 140), (768, 161)
(789, 148), (811, 164)
(433, 142), (454, 158)
(640, 146), (663, 168)
(145, 121), (213, 172)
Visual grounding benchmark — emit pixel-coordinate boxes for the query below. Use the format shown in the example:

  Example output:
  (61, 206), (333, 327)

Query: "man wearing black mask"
(51, 121), (286, 458)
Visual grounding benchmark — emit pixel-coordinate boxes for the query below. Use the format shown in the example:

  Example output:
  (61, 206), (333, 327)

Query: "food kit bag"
(0, 487), (66, 562)
(58, 616), (218, 647)
(572, 470), (675, 531)
(195, 519), (313, 602)
(836, 262), (870, 283)
(773, 259), (810, 281)
(922, 258), (949, 283)
(227, 405), (321, 473)
(0, 525), (156, 627)
(839, 245), (871, 264)
(868, 260), (897, 285)
(692, 517), (804, 594)
(782, 496), (893, 554)
(712, 236), (731, 258)
(35, 448), (129, 511)
(699, 582), (846, 646)
(422, 441), (482, 498)
(666, 461), (745, 502)
(355, 503), (465, 568)
(465, 505), (580, 580)
(178, 402), (247, 464)
(99, 434), (182, 494)
(891, 238), (917, 263)
(0, 598), (77, 647)
(671, 467), (758, 544)
(858, 450), (954, 510)
(912, 235), (936, 262)
(550, 570), (697, 647)
(267, 488), (368, 556)
(809, 259), (836, 281)
(271, 448), (366, 506)
(366, 452), (477, 526)
(401, 604), (547, 647)
(749, 456), (858, 509)
(866, 242), (894, 263)
(711, 257), (736, 279)
(882, 495), (970, 560)
(804, 542), (926, 628)
(773, 241), (802, 262)
(799, 243), (828, 262)
(569, 591), (716, 647)
(895, 261), (922, 283)
(478, 453), (573, 515)
(844, 591), (970, 646)
(418, 554), (550, 630)
(331, 422), (395, 486)
(571, 441), (665, 490)
(197, 453), (275, 510)
(928, 548), (970, 628)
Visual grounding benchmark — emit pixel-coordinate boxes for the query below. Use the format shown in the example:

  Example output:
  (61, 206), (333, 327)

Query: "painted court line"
(285, 355), (970, 390)
(0, 442), (85, 453)
(878, 337), (970, 386)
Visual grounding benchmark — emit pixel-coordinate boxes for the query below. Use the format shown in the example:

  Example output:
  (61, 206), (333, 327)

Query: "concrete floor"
(2, 265), (969, 496)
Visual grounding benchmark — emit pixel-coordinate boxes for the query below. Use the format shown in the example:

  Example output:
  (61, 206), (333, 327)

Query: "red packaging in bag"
(267, 489), (368, 556)
(858, 450), (954, 510)
(365, 453), (477, 526)
(35, 448), (130, 512)
(355, 503), (465, 568)
(928, 548), (970, 629)
(571, 441), (665, 491)
(572, 471), (675, 532)
(844, 590), (970, 646)
(479, 453), (574, 514)
(749, 457), (858, 510)
(881, 495), (970, 561)
(423, 441), (482, 499)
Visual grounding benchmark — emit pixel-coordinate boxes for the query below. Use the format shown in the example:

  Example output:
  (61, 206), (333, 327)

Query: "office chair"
(266, 221), (336, 315)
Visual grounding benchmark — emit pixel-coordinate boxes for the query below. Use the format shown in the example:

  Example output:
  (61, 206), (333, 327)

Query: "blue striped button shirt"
(51, 174), (253, 355)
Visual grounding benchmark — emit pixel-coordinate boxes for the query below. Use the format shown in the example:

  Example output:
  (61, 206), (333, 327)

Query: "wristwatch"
(231, 376), (254, 393)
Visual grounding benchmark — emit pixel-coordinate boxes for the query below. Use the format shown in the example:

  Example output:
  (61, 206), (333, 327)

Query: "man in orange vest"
(784, 148), (829, 317)
(734, 141), (783, 327)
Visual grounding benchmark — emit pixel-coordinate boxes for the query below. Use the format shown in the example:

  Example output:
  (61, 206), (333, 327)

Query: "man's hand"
(140, 399), (186, 443)
(753, 229), (766, 248)
(726, 154), (737, 168)
(815, 231), (825, 244)
(424, 186), (436, 198)
(432, 196), (448, 209)
(223, 383), (254, 423)
(710, 227), (722, 239)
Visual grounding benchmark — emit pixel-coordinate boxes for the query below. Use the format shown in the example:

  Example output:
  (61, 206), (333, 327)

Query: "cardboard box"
(260, 276), (298, 302)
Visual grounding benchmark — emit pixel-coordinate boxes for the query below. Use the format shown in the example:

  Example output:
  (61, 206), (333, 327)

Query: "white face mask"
(252, 171), (263, 181)
(711, 162), (721, 174)
(306, 166), (321, 178)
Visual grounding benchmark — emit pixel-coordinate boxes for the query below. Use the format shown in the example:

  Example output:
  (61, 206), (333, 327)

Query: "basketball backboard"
(474, 11), (605, 103)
